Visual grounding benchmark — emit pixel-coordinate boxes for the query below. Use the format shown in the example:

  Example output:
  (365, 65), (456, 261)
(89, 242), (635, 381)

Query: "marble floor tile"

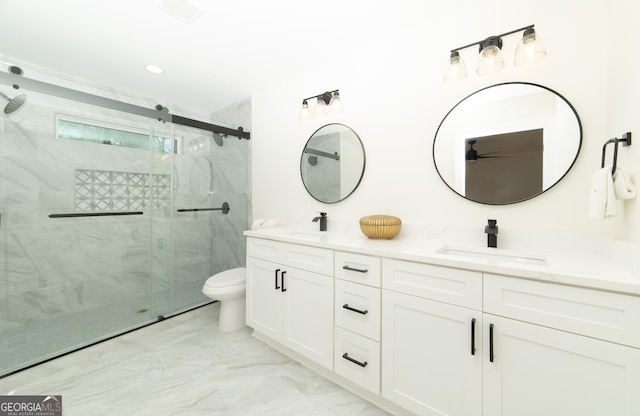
(0, 303), (390, 416)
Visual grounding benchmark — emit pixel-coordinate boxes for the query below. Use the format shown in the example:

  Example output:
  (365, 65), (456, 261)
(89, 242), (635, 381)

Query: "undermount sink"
(436, 245), (549, 266)
(285, 232), (328, 239)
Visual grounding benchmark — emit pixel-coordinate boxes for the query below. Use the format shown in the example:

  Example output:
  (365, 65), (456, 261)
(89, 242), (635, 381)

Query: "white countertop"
(244, 223), (640, 296)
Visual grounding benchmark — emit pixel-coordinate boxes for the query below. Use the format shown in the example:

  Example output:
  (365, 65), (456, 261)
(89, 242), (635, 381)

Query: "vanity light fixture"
(444, 25), (546, 83)
(299, 89), (342, 120)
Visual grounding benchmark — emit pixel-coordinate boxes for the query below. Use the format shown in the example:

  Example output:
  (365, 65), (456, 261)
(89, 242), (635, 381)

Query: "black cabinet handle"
(274, 269), (280, 290)
(489, 323), (495, 363)
(342, 265), (368, 273)
(471, 318), (476, 356)
(342, 304), (368, 315)
(342, 353), (368, 368)
(281, 270), (287, 292)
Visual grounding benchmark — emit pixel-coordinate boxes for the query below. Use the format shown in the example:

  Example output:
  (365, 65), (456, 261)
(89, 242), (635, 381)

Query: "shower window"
(56, 115), (181, 153)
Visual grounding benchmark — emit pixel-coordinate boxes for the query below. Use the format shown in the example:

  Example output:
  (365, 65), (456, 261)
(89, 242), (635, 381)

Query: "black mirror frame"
(300, 123), (366, 204)
(433, 82), (583, 205)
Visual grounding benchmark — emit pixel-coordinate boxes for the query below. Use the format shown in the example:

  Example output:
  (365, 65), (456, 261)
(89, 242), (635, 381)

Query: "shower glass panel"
(171, 125), (248, 312)
(0, 81), (248, 377)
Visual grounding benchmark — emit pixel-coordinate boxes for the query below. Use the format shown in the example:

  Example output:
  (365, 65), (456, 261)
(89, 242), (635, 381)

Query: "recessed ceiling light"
(144, 64), (164, 74)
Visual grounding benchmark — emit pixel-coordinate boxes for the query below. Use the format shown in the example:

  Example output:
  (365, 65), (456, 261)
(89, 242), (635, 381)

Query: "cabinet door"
(282, 267), (334, 370)
(483, 315), (640, 416)
(382, 291), (483, 416)
(246, 257), (283, 341)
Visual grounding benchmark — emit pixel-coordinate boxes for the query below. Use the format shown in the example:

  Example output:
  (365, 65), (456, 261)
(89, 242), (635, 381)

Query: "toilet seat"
(205, 267), (246, 288)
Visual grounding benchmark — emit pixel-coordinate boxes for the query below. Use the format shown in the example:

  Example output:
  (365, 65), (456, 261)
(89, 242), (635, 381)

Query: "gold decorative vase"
(359, 215), (402, 239)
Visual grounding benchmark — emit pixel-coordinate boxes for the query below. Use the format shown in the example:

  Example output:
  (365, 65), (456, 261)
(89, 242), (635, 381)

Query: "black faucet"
(485, 219), (498, 248)
(312, 212), (327, 231)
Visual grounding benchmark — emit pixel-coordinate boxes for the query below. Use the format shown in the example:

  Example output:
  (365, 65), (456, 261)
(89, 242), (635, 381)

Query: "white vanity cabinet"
(381, 258), (483, 416)
(246, 237), (334, 369)
(482, 274), (640, 416)
(334, 251), (382, 394)
(244, 232), (640, 416)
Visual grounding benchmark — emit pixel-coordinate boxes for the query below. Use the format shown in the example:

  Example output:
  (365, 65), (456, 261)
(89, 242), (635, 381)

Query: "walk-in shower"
(0, 65), (250, 377)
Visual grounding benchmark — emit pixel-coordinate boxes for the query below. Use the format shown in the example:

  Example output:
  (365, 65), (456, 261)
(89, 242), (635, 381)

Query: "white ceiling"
(0, 0), (418, 115)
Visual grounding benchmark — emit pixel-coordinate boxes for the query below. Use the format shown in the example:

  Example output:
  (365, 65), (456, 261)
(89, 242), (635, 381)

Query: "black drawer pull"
(274, 269), (280, 290)
(342, 265), (368, 273)
(342, 353), (368, 368)
(281, 270), (287, 292)
(343, 304), (368, 315)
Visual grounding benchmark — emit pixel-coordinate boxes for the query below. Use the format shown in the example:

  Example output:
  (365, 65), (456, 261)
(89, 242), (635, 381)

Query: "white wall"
(251, 0), (640, 244)
(607, 0), (640, 243)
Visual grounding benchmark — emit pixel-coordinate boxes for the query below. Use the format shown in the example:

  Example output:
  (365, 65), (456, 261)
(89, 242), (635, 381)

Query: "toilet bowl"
(202, 267), (246, 332)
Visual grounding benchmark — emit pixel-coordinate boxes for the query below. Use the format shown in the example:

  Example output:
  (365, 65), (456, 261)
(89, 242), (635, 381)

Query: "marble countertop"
(244, 223), (640, 296)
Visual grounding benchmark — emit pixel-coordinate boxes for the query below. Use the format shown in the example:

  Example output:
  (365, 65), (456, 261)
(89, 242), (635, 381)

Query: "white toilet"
(202, 267), (246, 332)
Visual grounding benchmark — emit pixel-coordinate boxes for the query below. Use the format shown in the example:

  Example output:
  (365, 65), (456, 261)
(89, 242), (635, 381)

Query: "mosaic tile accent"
(75, 169), (170, 211)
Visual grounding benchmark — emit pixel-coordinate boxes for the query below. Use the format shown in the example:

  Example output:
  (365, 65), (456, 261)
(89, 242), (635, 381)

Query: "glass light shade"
(476, 44), (505, 75)
(443, 52), (468, 83)
(514, 31), (547, 66)
(314, 97), (328, 117)
(299, 100), (311, 120)
(329, 92), (343, 113)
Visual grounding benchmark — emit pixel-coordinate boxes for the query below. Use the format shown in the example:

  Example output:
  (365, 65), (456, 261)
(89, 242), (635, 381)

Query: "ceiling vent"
(159, 0), (204, 24)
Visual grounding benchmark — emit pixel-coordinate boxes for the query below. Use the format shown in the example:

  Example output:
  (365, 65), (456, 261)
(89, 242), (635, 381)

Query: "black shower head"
(213, 132), (224, 147)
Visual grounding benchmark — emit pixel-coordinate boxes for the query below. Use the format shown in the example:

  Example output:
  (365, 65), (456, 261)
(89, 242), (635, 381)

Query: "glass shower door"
(170, 125), (248, 313)
(0, 89), (156, 376)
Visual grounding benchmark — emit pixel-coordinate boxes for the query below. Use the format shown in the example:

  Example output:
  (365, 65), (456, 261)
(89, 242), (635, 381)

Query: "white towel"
(251, 219), (283, 229)
(588, 167), (617, 219)
(611, 168), (636, 218)
(613, 168), (636, 200)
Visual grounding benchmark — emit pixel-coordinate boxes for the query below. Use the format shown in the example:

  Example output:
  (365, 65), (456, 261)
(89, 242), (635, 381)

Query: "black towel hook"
(601, 132), (632, 174)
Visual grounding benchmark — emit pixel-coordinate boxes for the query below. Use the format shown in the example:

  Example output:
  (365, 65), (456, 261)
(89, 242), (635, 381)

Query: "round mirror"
(433, 82), (582, 205)
(301, 123), (365, 203)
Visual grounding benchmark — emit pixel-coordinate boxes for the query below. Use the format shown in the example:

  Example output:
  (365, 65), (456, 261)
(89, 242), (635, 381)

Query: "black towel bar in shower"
(601, 132), (632, 174)
(49, 211), (144, 218)
(177, 202), (230, 214)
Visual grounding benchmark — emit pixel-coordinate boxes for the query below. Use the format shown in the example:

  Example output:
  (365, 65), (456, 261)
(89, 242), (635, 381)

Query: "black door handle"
(471, 318), (476, 356)
(281, 270), (287, 292)
(489, 323), (495, 363)
(342, 304), (368, 315)
(342, 353), (368, 368)
(274, 269), (280, 290)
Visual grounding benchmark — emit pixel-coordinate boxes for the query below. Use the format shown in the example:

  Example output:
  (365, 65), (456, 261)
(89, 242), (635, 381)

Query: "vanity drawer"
(382, 258), (482, 310)
(247, 237), (284, 263)
(335, 251), (381, 287)
(335, 279), (381, 341)
(284, 243), (334, 276)
(247, 237), (334, 276)
(484, 274), (640, 348)
(334, 327), (380, 394)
